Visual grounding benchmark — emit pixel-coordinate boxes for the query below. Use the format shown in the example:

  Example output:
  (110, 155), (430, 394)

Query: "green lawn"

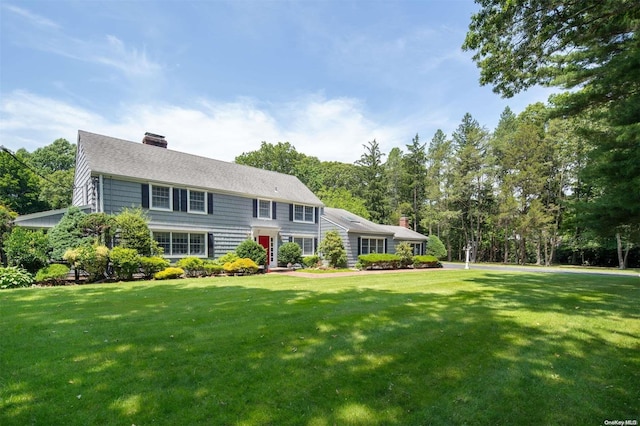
(1, 270), (638, 425)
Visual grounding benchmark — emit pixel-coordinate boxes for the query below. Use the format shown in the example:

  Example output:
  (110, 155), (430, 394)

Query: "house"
(17, 130), (324, 268)
(320, 207), (427, 267)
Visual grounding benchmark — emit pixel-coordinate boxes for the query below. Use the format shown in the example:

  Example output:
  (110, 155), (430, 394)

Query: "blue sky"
(0, 0), (554, 163)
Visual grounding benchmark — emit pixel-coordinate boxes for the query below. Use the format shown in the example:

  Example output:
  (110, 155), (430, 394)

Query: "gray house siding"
(95, 176), (319, 263)
(319, 220), (355, 266)
(72, 143), (94, 208)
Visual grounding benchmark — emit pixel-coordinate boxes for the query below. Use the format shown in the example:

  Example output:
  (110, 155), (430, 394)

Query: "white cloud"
(3, 5), (162, 80)
(0, 91), (407, 163)
(3, 4), (60, 30)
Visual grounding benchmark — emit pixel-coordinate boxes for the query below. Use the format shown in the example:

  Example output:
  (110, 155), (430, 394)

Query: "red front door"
(258, 236), (270, 266)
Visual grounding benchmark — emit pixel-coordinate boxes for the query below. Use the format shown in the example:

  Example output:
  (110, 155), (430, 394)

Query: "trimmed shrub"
(176, 257), (205, 277)
(110, 247), (141, 281)
(139, 256), (170, 279)
(317, 231), (347, 268)
(413, 255), (442, 268)
(114, 208), (160, 256)
(358, 253), (402, 270)
(303, 255), (320, 268)
(395, 242), (415, 267)
(65, 245), (110, 282)
(426, 235), (447, 259)
(4, 227), (49, 273)
(0, 266), (34, 289)
(278, 242), (303, 266)
(223, 258), (259, 275)
(236, 239), (267, 266)
(214, 252), (239, 266)
(154, 267), (184, 280)
(203, 260), (224, 276)
(35, 264), (70, 285)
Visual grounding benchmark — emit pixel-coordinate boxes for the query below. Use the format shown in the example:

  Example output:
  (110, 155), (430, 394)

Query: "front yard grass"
(1, 270), (638, 425)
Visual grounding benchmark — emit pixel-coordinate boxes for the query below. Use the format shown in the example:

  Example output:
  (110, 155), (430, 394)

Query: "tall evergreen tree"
(356, 140), (389, 224)
(403, 134), (428, 231)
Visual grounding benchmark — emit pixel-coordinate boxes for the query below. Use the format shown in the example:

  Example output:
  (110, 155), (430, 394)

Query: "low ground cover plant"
(0, 266), (34, 288)
(153, 267), (184, 280)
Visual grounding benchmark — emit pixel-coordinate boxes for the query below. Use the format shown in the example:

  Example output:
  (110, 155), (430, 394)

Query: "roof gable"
(322, 207), (394, 236)
(77, 130), (322, 205)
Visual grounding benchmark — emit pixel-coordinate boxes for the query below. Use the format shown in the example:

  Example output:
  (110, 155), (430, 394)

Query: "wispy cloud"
(3, 4), (162, 79)
(3, 4), (60, 29)
(0, 91), (407, 163)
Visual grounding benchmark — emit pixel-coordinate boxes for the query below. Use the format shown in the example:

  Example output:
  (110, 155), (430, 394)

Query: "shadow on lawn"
(1, 273), (639, 425)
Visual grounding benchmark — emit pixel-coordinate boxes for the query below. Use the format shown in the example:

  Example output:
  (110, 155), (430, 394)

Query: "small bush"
(358, 253), (402, 270)
(4, 227), (49, 273)
(303, 255), (320, 268)
(223, 258), (259, 275)
(139, 256), (170, 279)
(317, 231), (347, 268)
(35, 264), (70, 285)
(236, 239), (267, 266)
(203, 260), (224, 276)
(110, 247), (141, 281)
(395, 242), (415, 267)
(64, 245), (110, 282)
(214, 252), (239, 266)
(426, 235), (447, 259)
(413, 255), (442, 268)
(0, 266), (34, 289)
(176, 257), (205, 277)
(154, 267), (184, 280)
(278, 242), (303, 266)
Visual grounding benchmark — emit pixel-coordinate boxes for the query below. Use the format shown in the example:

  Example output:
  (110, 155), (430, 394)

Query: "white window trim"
(293, 236), (315, 256)
(187, 189), (207, 215)
(293, 204), (315, 223)
(150, 184), (172, 211)
(361, 237), (386, 255)
(152, 231), (207, 257)
(257, 198), (272, 220)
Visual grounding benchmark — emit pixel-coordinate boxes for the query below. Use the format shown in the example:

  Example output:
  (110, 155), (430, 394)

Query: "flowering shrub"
(0, 266), (34, 289)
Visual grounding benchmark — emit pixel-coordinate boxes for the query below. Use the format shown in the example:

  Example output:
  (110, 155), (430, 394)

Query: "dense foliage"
(278, 242), (303, 266)
(317, 231), (347, 268)
(3, 227), (49, 273)
(0, 266), (34, 288)
(235, 239), (267, 266)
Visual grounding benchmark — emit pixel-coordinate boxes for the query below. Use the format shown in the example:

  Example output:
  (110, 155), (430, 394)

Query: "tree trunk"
(616, 232), (625, 269)
(535, 237), (542, 266)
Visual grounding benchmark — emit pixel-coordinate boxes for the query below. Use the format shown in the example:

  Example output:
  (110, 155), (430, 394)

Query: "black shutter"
(357, 237), (361, 255)
(289, 204), (294, 221)
(272, 202), (277, 219)
(252, 199), (258, 217)
(180, 189), (188, 212)
(141, 184), (149, 208)
(173, 188), (180, 211)
(314, 238), (318, 252)
(384, 239), (388, 253)
(207, 233), (214, 258)
(289, 236), (293, 243)
(207, 193), (213, 214)
(314, 207), (319, 223)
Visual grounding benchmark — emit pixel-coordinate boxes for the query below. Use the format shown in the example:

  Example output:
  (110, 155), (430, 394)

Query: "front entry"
(258, 235), (270, 268)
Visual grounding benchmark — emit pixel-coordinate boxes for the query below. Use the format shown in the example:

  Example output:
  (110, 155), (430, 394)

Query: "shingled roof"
(322, 207), (427, 240)
(77, 130), (323, 205)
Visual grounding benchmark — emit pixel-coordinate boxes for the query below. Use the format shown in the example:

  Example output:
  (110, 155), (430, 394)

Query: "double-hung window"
(151, 185), (171, 210)
(189, 190), (206, 213)
(361, 238), (385, 255)
(294, 204), (315, 223)
(258, 199), (271, 219)
(293, 237), (315, 256)
(152, 231), (207, 257)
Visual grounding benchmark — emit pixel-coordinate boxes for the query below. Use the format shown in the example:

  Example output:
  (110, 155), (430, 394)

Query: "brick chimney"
(142, 132), (167, 148)
(399, 216), (410, 228)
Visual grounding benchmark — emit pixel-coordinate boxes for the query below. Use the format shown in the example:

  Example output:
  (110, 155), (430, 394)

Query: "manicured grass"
(1, 270), (638, 425)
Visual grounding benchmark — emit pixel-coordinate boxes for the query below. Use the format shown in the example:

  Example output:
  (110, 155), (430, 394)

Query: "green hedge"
(358, 253), (402, 270)
(413, 255), (442, 268)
